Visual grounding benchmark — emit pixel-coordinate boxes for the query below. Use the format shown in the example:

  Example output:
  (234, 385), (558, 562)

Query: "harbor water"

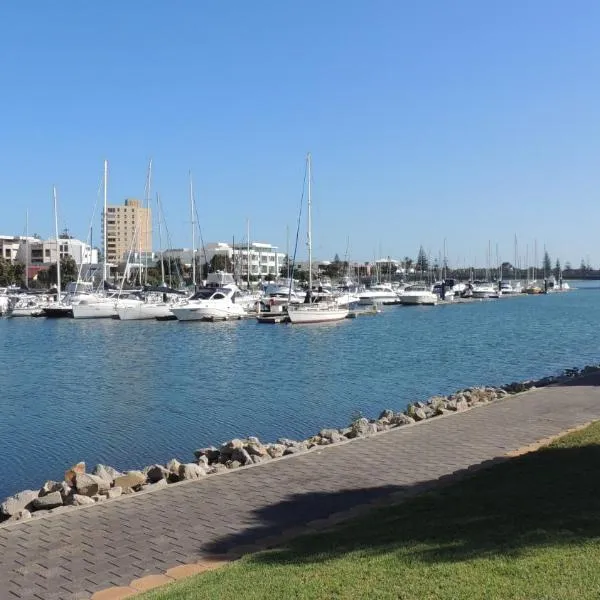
(0, 282), (599, 499)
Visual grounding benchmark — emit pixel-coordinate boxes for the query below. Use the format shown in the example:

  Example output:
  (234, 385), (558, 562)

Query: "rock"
(245, 439), (269, 457)
(227, 460), (242, 469)
(92, 464), (122, 483)
(446, 399), (458, 411)
(166, 459), (182, 474)
(91, 494), (105, 503)
(266, 444), (286, 459)
(347, 417), (377, 438)
(283, 443), (308, 455)
(113, 471), (146, 493)
(197, 455), (210, 468)
(231, 448), (253, 466)
(208, 464), (228, 474)
(428, 396), (446, 411)
(140, 479), (168, 491)
(319, 429), (345, 443)
(378, 409), (394, 420)
(391, 413), (415, 426)
(105, 487), (122, 499)
(456, 399), (469, 412)
(415, 401), (425, 408)
(146, 464), (169, 483)
(179, 463), (207, 480)
(39, 480), (63, 496)
(376, 422), (391, 432)
(31, 492), (63, 511)
(277, 438), (300, 448)
(76, 473), (110, 497)
(6, 509), (32, 522)
(219, 439), (244, 458)
(251, 455), (271, 464)
(0, 490), (38, 517)
(412, 408), (427, 421)
(71, 494), (95, 506)
(193, 447), (220, 463)
(64, 462), (86, 486)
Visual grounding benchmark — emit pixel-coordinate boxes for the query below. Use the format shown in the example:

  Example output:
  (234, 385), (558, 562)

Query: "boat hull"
(117, 303), (174, 320)
(400, 295), (437, 306)
(72, 302), (117, 319)
(43, 306), (74, 318)
(287, 305), (349, 323)
(171, 305), (245, 321)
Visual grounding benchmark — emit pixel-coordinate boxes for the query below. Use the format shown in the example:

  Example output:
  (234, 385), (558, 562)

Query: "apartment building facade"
(102, 198), (152, 264)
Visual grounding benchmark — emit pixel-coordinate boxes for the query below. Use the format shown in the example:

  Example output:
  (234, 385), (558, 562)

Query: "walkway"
(2, 376), (600, 599)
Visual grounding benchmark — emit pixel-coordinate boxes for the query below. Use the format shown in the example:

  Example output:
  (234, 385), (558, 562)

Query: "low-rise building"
(0, 235), (37, 263)
(15, 237), (98, 266)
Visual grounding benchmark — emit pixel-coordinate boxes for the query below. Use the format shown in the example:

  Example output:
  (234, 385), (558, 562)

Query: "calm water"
(1, 282), (599, 499)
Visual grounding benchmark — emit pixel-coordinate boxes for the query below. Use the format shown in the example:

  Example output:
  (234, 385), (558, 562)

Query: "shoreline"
(2, 362), (599, 525)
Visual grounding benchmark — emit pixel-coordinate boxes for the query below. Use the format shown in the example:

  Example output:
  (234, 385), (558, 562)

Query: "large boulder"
(64, 462), (86, 486)
(266, 444), (286, 459)
(194, 447), (220, 463)
(113, 471), (146, 494)
(0, 490), (38, 517)
(245, 438), (269, 457)
(92, 464), (122, 483)
(146, 464), (169, 484)
(319, 429), (345, 444)
(412, 408), (427, 421)
(76, 473), (110, 497)
(105, 487), (123, 500)
(456, 399), (469, 412)
(31, 492), (63, 511)
(231, 448), (253, 466)
(179, 463), (207, 480)
(347, 418), (377, 438)
(378, 409), (394, 421)
(390, 413), (415, 426)
(70, 494), (95, 506)
(219, 439), (244, 459)
(39, 481), (64, 497)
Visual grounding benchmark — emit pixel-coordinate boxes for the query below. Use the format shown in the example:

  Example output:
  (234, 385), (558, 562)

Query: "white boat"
(72, 293), (119, 319)
(499, 280), (521, 295)
(399, 284), (438, 306)
(286, 154), (348, 324)
(170, 287), (246, 321)
(8, 296), (47, 317)
(117, 300), (176, 321)
(471, 281), (499, 299)
(358, 283), (400, 305)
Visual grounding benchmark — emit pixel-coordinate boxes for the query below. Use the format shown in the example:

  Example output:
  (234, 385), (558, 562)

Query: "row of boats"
(0, 274), (569, 324)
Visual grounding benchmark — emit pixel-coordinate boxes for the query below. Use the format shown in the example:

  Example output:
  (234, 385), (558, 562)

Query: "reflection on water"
(0, 283), (599, 498)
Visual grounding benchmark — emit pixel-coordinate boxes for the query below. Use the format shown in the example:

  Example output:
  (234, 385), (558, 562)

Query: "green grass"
(142, 422), (600, 599)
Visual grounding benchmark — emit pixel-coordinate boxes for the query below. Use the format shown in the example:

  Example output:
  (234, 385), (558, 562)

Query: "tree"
(543, 251), (552, 277)
(40, 256), (79, 286)
(580, 259), (588, 272)
(416, 246), (429, 272)
(553, 259), (561, 280)
(210, 254), (232, 272)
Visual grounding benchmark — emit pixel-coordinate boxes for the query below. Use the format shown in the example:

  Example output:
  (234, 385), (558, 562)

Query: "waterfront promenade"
(2, 376), (600, 599)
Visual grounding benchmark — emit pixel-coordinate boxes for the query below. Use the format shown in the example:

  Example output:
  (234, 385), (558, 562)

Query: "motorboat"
(471, 281), (500, 299)
(116, 286), (188, 321)
(499, 280), (521, 295)
(170, 287), (246, 321)
(399, 284), (437, 306)
(358, 283), (400, 305)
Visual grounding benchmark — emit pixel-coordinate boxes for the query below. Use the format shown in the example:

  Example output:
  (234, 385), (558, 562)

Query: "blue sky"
(1, 1), (599, 268)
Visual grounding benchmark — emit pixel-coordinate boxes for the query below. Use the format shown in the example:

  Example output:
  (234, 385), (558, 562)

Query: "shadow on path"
(201, 439), (600, 566)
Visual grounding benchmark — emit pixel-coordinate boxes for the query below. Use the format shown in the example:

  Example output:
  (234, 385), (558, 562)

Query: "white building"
(16, 237), (98, 266)
(0, 235), (37, 263)
(163, 242), (286, 279)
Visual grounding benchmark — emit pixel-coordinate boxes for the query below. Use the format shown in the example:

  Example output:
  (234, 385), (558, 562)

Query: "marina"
(0, 281), (596, 501)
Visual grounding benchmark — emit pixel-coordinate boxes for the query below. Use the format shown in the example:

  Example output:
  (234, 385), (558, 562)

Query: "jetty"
(2, 373), (600, 599)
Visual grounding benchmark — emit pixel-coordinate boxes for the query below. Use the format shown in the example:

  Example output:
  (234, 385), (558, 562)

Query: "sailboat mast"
(53, 186), (61, 298)
(144, 158), (152, 285)
(247, 219), (250, 289)
(103, 160), (108, 283)
(157, 193), (165, 285)
(25, 210), (29, 288)
(189, 171), (196, 287)
(307, 153), (312, 292)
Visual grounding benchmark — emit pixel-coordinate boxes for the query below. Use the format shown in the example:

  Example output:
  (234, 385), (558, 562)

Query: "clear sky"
(1, 1), (599, 268)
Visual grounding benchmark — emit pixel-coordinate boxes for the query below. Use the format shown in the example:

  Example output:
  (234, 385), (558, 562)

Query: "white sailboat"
(72, 160), (118, 319)
(287, 154), (348, 324)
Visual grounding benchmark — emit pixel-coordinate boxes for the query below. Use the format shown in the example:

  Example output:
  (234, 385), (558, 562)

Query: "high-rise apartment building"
(102, 198), (151, 263)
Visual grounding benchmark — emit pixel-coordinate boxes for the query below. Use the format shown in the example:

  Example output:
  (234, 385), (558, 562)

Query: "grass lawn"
(141, 422), (600, 599)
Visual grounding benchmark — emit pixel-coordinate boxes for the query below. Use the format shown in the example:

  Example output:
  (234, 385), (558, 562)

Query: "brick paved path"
(2, 378), (600, 599)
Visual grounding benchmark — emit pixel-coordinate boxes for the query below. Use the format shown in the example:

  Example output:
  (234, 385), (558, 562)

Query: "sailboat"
(42, 186), (74, 317)
(287, 154), (349, 324)
(72, 160), (120, 319)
